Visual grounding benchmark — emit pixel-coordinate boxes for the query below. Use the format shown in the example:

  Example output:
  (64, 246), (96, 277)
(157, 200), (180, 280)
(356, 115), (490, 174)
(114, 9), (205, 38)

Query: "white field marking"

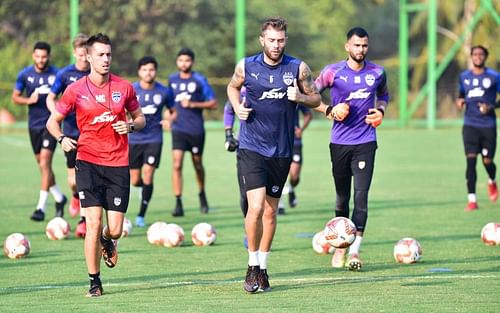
(1, 274), (499, 293)
(0, 135), (30, 148)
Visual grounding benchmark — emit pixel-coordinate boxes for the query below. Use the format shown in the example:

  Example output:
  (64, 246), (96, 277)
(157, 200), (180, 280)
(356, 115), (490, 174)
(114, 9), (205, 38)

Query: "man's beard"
(349, 52), (366, 64)
(264, 46), (284, 63)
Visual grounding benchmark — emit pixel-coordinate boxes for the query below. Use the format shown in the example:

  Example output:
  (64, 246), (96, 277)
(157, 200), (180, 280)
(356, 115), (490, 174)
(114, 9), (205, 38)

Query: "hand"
(326, 102), (350, 121)
(237, 97), (252, 120)
(294, 126), (302, 139)
(111, 120), (130, 135)
(60, 137), (77, 153)
(456, 98), (465, 111)
(365, 108), (383, 128)
(180, 98), (191, 108)
(28, 91), (39, 105)
(160, 119), (171, 131)
(287, 79), (301, 102)
(478, 102), (490, 114)
(225, 137), (239, 152)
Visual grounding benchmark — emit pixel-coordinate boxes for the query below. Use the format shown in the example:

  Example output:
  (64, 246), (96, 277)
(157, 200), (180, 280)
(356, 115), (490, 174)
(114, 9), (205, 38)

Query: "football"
(312, 230), (335, 254)
(191, 222), (217, 247)
(3, 233), (31, 259)
(323, 217), (356, 248)
(45, 217), (71, 240)
(121, 218), (133, 238)
(481, 222), (500, 246)
(147, 221), (169, 245)
(393, 237), (422, 264)
(162, 223), (185, 248)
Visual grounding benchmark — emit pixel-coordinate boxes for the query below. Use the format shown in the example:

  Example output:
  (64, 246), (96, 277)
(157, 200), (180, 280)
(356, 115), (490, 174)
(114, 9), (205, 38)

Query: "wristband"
(129, 123), (135, 133)
(225, 128), (233, 140)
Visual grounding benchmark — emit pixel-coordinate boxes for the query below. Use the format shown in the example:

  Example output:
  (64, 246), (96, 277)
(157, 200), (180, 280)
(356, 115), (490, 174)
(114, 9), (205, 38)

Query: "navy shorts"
(462, 125), (496, 158)
(29, 128), (57, 154)
(172, 131), (204, 155)
(129, 142), (163, 169)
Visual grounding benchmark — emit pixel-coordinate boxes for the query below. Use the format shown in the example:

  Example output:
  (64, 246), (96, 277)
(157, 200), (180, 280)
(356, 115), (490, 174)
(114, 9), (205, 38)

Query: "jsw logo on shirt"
(34, 84), (51, 95)
(175, 91), (192, 102)
(345, 88), (371, 101)
(142, 104), (158, 115)
(258, 88), (286, 100)
(90, 111), (117, 125)
(467, 87), (485, 98)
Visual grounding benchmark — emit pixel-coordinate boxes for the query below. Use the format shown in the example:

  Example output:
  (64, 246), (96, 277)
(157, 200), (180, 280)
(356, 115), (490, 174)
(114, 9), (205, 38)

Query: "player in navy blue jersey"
(315, 27), (389, 271)
(12, 41), (67, 222)
(456, 45), (500, 211)
(130, 56), (175, 227)
(47, 34), (90, 237)
(227, 17), (320, 293)
(168, 48), (217, 217)
(278, 104), (313, 215)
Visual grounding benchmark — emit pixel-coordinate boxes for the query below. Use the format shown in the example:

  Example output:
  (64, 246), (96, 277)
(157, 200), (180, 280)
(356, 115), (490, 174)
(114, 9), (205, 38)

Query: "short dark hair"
(86, 33), (111, 49)
(261, 16), (287, 35)
(33, 41), (51, 54)
(177, 48), (195, 61)
(347, 27), (369, 40)
(471, 45), (489, 58)
(138, 56), (158, 70)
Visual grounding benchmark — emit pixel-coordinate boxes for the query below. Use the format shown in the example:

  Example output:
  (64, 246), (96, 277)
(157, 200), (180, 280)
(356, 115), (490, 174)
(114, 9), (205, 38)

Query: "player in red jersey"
(46, 33), (145, 297)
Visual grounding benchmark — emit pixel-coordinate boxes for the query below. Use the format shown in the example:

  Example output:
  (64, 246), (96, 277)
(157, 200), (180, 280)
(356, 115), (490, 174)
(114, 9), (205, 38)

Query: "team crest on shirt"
(48, 75), (56, 85)
(282, 72), (294, 86)
(187, 82), (197, 93)
(358, 161), (366, 169)
(114, 197), (122, 206)
(153, 94), (162, 105)
(482, 78), (491, 89)
(365, 74), (375, 87)
(112, 91), (121, 103)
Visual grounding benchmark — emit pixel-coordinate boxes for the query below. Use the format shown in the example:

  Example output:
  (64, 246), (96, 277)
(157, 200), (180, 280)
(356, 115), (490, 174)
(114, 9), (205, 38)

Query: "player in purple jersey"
(278, 105), (313, 215)
(168, 48), (217, 217)
(456, 45), (500, 211)
(130, 56), (175, 227)
(227, 17), (320, 293)
(315, 27), (389, 271)
(47, 34), (90, 237)
(11, 41), (67, 222)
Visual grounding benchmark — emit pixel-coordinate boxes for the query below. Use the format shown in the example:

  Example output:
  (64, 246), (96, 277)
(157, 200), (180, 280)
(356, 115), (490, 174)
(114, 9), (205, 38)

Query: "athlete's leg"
(104, 210), (125, 239)
(191, 153), (206, 191)
(130, 168), (143, 187)
(333, 174), (351, 218)
(39, 148), (56, 192)
(259, 195), (279, 252)
(138, 164), (155, 218)
(245, 187), (266, 253)
(466, 154), (477, 196)
(289, 162), (301, 189)
(172, 150), (184, 196)
(84, 206), (103, 275)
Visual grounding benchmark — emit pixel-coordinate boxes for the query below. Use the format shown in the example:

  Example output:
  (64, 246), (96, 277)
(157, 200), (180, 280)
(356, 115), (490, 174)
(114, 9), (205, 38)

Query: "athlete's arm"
(11, 89), (38, 106)
(183, 99), (217, 109)
(46, 92), (58, 113)
(301, 109), (313, 131)
(46, 110), (77, 152)
(288, 62), (320, 109)
(113, 108), (145, 135)
(227, 59), (252, 120)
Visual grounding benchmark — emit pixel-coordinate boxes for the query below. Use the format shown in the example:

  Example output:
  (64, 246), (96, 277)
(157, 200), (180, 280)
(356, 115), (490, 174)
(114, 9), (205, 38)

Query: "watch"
(57, 135), (66, 144)
(129, 123), (135, 133)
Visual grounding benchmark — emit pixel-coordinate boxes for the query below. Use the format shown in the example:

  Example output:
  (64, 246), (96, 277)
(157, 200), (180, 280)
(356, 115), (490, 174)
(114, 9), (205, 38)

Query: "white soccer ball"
(323, 217), (356, 248)
(191, 222), (217, 247)
(147, 221), (169, 245)
(46, 217), (71, 240)
(162, 223), (185, 248)
(3, 233), (31, 259)
(481, 222), (500, 246)
(312, 230), (335, 254)
(393, 237), (422, 264)
(121, 218), (133, 238)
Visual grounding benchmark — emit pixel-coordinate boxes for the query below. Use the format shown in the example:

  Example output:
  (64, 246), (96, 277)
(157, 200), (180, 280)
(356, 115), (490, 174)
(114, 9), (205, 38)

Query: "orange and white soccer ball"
(312, 230), (335, 254)
(162, 223), (185, 248)
(3, 233), (31, 259)
(147, 221), (168, 245)
(481, 222), (500, 246)
(191, 222), (217, 247)
(393, 237), (422, 264)
(121, 218), (133, 238)
(46, 217), (71, 240)
(323, 217), (356, 248)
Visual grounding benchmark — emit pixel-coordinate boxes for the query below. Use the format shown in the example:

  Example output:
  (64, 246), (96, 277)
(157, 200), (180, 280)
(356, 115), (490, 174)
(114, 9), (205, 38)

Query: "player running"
(130, 56), (175, 227)
(168, 48), (217, 217)
(46, 34), (90, 237)
(227, 16), (320, 293)
(315, 27), (389, 271)
(12, 41), (67, 221)
(456, 45), (500, 211)
(46, 33), (145, 297)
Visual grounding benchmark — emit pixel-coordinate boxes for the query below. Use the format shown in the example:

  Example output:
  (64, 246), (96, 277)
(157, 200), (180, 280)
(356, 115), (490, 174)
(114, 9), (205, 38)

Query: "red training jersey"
(57, 74), (140, 166)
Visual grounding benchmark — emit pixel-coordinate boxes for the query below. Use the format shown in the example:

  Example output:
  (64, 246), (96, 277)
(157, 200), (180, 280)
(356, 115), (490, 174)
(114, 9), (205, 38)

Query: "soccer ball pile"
(393, 237), (422, 264)
(323, 217), (356, 248)
(312, 230), (335, 254)
(3, 233), (31, 259)
(121, 218), (133, 238)
(45, 217), (71, 240)
(481, 222), (500, 246)
(147, 222), (184, 247)
(191, 222), (217, 247)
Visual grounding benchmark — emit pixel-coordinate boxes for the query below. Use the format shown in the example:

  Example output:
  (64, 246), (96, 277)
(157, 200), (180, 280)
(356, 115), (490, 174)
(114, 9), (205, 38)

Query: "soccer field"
(1, 125), (499, 313)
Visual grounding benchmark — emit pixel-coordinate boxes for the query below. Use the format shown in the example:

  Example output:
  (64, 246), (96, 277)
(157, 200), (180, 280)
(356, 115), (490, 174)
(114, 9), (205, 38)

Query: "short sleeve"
(56, 86), (77, 116)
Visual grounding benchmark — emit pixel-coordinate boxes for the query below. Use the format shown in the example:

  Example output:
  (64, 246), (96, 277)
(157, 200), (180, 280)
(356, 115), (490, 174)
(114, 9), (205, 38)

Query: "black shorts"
(292, 144), (303, 164)
(29, 128), (57, 154)
(64, 136), (78, 168)
(237, 149), (292, 198)
(462, 125), (497, 158)
(329, 141), (377, 178)
(129, 142), (163, 169)
(75, 160), (130, 212)
(172, 131), (204, 155)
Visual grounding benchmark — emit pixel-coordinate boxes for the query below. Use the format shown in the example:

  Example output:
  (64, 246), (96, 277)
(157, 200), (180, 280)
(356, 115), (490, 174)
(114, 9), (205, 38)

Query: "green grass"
(1, 125), (500, 313)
